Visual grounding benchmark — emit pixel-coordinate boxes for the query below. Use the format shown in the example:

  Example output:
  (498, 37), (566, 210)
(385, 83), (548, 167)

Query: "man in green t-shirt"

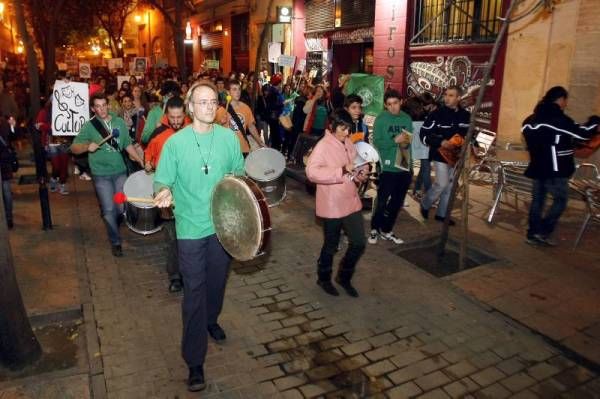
(153, 80), (244, 392)
(140, 80), (182, 145)
(368, 89), (413, 245)
(71, 92), (144, 257)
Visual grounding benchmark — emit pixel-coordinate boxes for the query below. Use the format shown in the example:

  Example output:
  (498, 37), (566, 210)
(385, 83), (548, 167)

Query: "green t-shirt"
(153, 124), (245, 239)
(373, 110), (413, 173)
(72, 114), (131, 176)
(141, 104), (164, 144)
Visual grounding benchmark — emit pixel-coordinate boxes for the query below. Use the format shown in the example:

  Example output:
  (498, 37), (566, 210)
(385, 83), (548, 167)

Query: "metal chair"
(468, 128), (498, 184)
(487, 162), (532, 223)
(569, 163), (600, 248)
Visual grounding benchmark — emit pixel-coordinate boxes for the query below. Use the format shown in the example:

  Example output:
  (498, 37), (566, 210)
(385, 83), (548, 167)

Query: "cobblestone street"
(68, 175), (599, 398)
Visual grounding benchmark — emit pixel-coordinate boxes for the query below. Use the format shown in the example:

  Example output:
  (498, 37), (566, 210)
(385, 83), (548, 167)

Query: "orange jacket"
(144, 114), (191, 168)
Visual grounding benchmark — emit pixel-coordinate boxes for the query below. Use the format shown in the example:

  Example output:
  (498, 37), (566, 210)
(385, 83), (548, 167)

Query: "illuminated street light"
(134, 14), (142, 24)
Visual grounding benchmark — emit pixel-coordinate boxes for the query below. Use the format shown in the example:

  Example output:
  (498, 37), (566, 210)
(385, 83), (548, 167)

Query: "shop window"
(411, 0), (503, 45)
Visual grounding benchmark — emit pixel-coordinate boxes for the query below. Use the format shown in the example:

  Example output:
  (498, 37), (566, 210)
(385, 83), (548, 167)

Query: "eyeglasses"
(191, 99), (219, 108)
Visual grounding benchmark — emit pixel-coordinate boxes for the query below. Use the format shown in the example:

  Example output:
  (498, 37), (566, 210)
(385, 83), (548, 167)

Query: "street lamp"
(0, 3), (5, 22)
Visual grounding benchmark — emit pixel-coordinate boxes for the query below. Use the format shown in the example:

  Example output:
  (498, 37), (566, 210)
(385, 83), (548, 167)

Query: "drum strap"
(227, 106), (251, 147)
(90, 118), (120, 152)
(146, 124), (169, 146)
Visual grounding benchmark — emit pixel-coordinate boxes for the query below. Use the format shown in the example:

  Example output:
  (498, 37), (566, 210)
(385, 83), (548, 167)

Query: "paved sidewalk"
(4, 166), (600, 398)
(80, 176), (600, 398)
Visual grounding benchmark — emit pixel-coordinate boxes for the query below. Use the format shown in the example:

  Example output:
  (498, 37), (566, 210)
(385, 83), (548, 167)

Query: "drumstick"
(97, 134), (113, 146)
(97, 129), (120, 147)
(113, 192), (155, 205)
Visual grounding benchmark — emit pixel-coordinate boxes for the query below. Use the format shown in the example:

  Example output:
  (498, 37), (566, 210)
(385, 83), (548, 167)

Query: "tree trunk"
(174, 0), (186, 81)
(252, 0), (276, 106)
(1, 7), (41, 368)
(44, 26), (57, 94)
(14, 0), (41, 118)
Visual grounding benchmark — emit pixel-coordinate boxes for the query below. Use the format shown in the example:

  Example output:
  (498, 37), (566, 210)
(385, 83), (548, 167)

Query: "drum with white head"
(123, 170), (163, 235)
(353, 141), (380, 168)
(245, 148), (287, 207)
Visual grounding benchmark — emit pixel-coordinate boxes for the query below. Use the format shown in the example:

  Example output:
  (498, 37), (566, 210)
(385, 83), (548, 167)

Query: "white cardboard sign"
(51, 81), (89, 136)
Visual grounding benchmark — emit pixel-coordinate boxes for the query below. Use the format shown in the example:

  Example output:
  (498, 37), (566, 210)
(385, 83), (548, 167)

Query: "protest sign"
(51, 80), (89, 136)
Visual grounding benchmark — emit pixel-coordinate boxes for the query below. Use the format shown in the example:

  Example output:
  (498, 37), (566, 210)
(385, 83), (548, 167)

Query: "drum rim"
(244, 148), (286, 182)
(123, 170), (156, 208)
(211, 175), (270, 261)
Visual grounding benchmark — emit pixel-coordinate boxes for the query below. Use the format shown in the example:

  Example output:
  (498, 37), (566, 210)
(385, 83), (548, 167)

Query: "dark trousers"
(163, 219), (180, 281)
(179, 235), (230, 367)
(268, 119), (283, 151)
(371, 171), (412, 233)
(50, 153), (70, 184)
(318, 211), (366, 282)
(527, 177), (569, 238)
(285, 127), (300, 159)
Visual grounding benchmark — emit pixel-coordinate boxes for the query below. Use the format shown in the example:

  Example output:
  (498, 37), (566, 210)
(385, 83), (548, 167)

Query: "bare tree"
(91, 0), (136, 58)
(25, 0), (96, 92)
(141, 0), (195, 80)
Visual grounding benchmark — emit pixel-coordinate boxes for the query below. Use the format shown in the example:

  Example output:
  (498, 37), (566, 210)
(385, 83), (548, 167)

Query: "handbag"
(279, 114), (293, 131)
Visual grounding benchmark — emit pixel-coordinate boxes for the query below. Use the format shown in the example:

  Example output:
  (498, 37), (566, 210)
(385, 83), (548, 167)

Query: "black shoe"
(435, 215), (456, 226)
(187, 365), (206, 392)
(207, 323), (227, 342)
(169, 279), (183, 293)
(334, 277), (359, 297)
(111, 245), (123, 257)
(317, 280), (339, 296)
(420, 205), (429, 220)
(7, 220), (13, 229)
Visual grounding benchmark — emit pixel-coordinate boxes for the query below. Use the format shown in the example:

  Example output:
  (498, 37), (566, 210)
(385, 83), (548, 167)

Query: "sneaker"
(79, 172), (91, 181)
(49, 177), (58, 192)
(527, 234), (556, 247)
(73, 166), (80, 175)
(379, 231), (404, 245)
(368, 229), (378, 244)
(207, 323), (227, 342)
(435, 215), (456, 226)
(59, 184), (69, 195)
(187, 365), (206, 392)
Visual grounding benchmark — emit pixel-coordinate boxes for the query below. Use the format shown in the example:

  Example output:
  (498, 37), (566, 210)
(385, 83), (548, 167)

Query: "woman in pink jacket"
(306, 110), (368, 297)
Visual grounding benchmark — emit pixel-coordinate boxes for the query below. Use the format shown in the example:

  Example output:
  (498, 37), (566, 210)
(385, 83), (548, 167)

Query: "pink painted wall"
(292, 0), (306, 62)
(373, 0), (410, 91)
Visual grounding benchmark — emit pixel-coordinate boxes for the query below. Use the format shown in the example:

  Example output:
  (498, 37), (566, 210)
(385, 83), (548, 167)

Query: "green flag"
(343, 73), (384, 117)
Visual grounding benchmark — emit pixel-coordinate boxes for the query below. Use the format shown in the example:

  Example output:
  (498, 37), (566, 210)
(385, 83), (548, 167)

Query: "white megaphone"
(353, 142), (380, 168)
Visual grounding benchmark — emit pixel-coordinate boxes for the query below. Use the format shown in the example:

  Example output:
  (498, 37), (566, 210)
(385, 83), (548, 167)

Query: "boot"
(335, 269), (359, 297)
(317, 271), (339, 296)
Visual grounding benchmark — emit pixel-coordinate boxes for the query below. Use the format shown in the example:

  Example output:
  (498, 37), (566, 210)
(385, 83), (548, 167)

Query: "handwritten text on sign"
(52, 81), (90, 136)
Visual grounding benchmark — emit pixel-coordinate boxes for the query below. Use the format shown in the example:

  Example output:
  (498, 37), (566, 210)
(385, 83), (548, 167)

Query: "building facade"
(293, 0), (508, 131)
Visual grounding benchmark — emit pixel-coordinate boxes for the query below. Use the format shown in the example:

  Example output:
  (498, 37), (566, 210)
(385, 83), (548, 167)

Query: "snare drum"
(123, 170), (163, 235)
(211, 175), (271, 261)
(245, 148), (287, 207)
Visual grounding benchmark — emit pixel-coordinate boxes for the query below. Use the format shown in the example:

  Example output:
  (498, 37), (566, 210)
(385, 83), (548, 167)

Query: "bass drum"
(123, 170), (163, 235)
(245, 148), (287, 207)
(211, 176), (271, 261)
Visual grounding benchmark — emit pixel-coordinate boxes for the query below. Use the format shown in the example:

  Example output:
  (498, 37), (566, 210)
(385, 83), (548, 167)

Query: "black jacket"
(522, 103), (598, 179)
(420, 105), (471, 163)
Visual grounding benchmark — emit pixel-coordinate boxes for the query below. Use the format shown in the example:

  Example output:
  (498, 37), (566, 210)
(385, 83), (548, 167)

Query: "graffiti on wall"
(406, 56), (495, 126)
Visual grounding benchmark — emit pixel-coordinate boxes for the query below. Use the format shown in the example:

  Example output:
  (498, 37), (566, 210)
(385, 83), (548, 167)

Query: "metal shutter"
(305, 0), (335, 33)
(340, 0), (375, 28)
(201, 32), (223, 50)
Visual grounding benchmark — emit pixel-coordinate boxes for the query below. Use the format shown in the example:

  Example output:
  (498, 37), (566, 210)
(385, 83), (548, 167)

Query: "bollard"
(30, 126), (52, 230)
